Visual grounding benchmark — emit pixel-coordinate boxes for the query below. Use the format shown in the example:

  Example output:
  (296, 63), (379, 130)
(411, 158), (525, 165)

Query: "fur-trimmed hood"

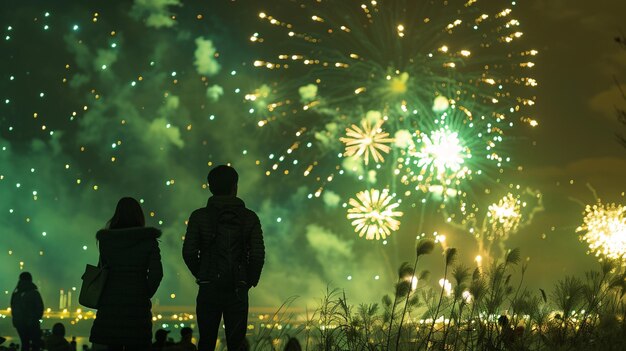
(96, 226), (161, 245)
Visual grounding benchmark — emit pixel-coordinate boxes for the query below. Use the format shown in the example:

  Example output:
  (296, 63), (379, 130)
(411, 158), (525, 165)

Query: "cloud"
(77, 88), (185, 156)
(0, 136), (113, 291)
(94, 49), (119, 71)
(145, 117), (184, 149)
(531, 0), (583, 21)
(323, 191), (341, 208)
(306, 224), (354, 278)
(365, 110), (382, 124)
(525, 157), (626, 179)
(394, 129), (413, 149)
(530, 0), (625, 29)
(131, 0), (182, 28)
(206, 84), (224, 102)
(342, 155), (365, 176)
(69, 73), (89, 88)
(314, 122), (339, 149)
(306, 224), (352, 259)
(367, 170), (377, 184)
(194, 37), (221, 76)
(64, 34), (91, 71)
(298, 84), (318, 103)
(589, 84), (626, 120)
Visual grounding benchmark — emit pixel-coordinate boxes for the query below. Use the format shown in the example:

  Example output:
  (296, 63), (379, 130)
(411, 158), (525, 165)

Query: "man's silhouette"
(175, 327), (197, 351)
(183, 165), (265, 351)
(11, 272), (44, 351)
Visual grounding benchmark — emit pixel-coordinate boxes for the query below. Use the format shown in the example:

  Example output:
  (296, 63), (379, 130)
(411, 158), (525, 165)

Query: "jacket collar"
(16, 280), (37, 293)
(206, 195), (245, 208)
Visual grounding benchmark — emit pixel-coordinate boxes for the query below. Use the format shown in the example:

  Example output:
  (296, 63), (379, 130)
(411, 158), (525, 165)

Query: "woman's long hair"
(106, 197), (145, 229)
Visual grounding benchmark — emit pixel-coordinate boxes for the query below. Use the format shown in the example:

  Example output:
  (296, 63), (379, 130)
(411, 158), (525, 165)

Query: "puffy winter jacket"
(10, 280), (44, 328)
(89, 226), (163, 347)
(183, 196), (265, 287)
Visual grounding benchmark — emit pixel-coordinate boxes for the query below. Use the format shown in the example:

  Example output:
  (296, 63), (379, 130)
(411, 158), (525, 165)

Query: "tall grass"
(251, 241), (626, 350)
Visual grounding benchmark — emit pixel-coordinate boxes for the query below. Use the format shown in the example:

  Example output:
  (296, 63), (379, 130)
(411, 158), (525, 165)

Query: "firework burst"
(415, 129), (470, 177)
(248, 0), (538, 228)
(252, 1), (537, 117)
(340, 118), (394, 165)
(488, 193), (522, 239)
(447, 187), (543, 260)
(347, 189), (403, 240)
(396, 107), (506, 204)
(577, 201), (626, 262)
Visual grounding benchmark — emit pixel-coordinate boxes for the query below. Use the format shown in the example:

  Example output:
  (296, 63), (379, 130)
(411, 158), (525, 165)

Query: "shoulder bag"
(79, 255), (108, 309)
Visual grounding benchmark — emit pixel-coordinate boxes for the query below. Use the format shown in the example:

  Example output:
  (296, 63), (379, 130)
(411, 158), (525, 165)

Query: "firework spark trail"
(442, 187), (544, 261)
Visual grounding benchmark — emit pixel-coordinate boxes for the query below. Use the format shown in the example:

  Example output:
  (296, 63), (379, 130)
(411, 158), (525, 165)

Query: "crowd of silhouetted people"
(2, 320), (304, 351)
(1, 322), (209, 351)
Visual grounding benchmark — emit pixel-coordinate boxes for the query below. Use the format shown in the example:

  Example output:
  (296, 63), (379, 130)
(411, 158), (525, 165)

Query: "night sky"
(1, 0), (625, 311)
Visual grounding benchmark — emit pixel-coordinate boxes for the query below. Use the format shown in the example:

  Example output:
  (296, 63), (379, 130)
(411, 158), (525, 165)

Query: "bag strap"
(97, 240), (108, 269)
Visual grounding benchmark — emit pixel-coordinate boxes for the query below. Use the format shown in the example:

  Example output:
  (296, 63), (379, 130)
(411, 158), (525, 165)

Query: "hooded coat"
(89, 226), (163, 348)
(10, 280), (44, 328)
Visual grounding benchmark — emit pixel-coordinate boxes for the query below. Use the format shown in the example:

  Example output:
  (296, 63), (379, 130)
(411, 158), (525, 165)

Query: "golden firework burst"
(347, 189), (403, 240)
(340, 119), (393, 165)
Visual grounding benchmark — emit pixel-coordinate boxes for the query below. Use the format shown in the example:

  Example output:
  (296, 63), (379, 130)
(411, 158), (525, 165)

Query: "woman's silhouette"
(89, 197), (163, 350)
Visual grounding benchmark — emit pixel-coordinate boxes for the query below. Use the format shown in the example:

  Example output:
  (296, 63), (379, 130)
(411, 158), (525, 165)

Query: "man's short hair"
(52, 323), (66, 336)
(19, 272), (32, 281)
(180, 327), (193, 337)
(155, 329), (170, 342)
(207, 165), (238, 195)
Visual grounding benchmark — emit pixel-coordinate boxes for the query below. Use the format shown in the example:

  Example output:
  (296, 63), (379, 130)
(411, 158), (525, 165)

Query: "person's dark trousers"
(16, 325), (42, 351)
(196, 283), (248, 351)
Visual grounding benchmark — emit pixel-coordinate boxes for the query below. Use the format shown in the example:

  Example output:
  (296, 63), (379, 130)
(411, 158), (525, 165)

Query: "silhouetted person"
(70, 336), (77, 351)
(89, 197), (163, 350)
(498, 314), (515, 348)
(183, 165), (265, 351)
(44, 323), (71, 351)
(151, 329), (173, 351)
(284, 337), (302, 351)
(174, 327), (196, 351)
(11, 272), (44, 351)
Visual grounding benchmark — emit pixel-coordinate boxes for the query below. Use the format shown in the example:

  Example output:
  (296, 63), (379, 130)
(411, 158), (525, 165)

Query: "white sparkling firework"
(347, 189), (403, 240)
(488, 193), (522, 238)
(414, 128), (471, 180)
(577, 201), (626, 262)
